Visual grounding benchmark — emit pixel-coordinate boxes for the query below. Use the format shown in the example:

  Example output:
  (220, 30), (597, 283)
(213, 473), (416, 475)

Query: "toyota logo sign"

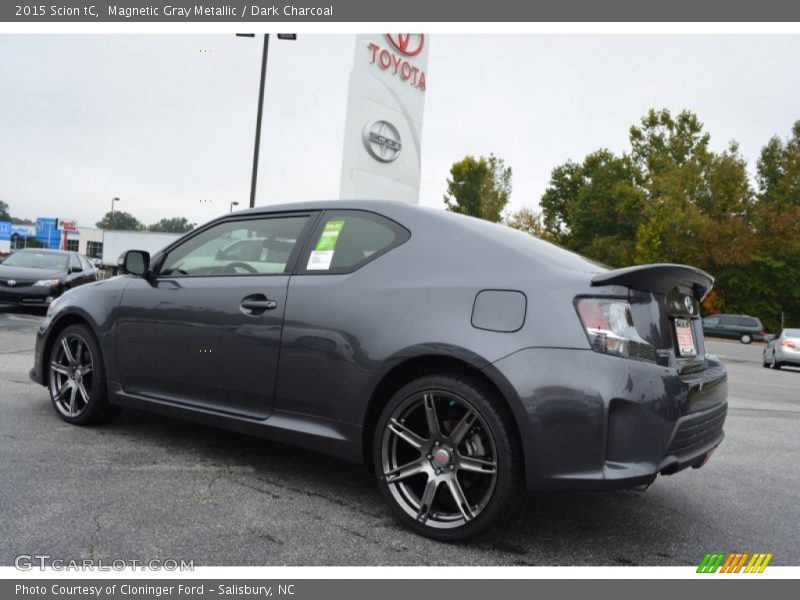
(385, 34), (425, 57)
(363, 120), (402, 162)
(7, 280), (16, 287)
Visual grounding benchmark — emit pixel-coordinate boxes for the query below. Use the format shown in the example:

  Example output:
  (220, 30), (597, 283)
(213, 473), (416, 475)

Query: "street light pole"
(230, 201), (240, 213)
(250, 34), (269, 209)
(236, 33), (296, 209)
(111, 197), (119, 214)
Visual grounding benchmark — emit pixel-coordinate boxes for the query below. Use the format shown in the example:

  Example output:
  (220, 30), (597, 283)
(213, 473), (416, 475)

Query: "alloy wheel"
(49, 333), (94, 418)
(380, 390), (498, 530)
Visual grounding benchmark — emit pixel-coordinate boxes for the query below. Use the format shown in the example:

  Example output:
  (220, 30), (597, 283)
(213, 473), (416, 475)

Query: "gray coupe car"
(29, 200), (728, 541)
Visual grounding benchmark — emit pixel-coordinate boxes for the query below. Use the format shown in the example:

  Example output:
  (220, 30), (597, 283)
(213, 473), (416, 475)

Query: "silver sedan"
(763, 328), (800, 369)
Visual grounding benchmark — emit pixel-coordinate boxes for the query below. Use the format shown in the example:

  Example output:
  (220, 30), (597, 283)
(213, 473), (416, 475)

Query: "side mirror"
(119, 250), (150, 276)
(70, 265), (83, 273)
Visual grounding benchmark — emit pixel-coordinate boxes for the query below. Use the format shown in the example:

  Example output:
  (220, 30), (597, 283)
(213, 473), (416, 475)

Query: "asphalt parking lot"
(1, 307), (798, 566)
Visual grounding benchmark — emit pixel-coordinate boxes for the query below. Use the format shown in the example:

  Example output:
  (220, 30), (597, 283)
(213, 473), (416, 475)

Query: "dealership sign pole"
(339, 34), (429, 205)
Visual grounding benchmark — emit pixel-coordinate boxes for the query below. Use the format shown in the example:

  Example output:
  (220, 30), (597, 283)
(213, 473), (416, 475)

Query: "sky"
(1, 34), (799, 228)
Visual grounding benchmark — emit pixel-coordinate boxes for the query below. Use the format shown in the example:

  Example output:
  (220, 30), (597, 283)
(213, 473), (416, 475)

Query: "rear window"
(784, 329), (800, 337)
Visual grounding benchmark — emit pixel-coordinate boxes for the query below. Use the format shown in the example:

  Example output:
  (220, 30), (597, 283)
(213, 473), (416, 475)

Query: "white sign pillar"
(339, 34), (429, 205)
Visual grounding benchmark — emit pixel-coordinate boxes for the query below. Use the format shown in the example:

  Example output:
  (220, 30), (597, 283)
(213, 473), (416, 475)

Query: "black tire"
(47, 324), (119, 425)
(740, 333), (752, 344)
(373, 373), (522, 542)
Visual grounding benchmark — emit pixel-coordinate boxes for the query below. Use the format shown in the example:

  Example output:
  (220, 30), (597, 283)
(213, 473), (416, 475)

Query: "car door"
(65, 254), (89, 289)
(703, 316), (721, 336)
(717, 315), (736, 339)
(274, 210), (411, 421)
(114, 212), (316, 418)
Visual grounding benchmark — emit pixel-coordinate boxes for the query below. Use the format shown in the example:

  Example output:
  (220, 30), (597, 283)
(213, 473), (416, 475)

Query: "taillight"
(575, 298), (656, 362)
(781, 340), (796, 349)
(760, 329), (766, 336)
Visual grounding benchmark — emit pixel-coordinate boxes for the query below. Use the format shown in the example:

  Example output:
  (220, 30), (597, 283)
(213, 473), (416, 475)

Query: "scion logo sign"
(386, 34), (425, 56)
(367, 34), (427, 91)
(363, 120), (402, 162)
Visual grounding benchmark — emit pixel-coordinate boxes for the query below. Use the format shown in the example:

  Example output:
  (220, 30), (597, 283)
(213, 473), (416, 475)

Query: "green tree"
(148, 217), (194, 233)
(757, 121), (800, 211)
(444, 154), (512, 223)
(504, 207), (554, 241)
(0, 200), (10, 221)
(96, 210), (143, 231)
(539, 149), (645, 267)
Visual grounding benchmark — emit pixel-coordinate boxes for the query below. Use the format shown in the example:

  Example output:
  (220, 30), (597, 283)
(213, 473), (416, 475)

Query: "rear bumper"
(489, 347), (728, 491)
(775, 348), (800, 366)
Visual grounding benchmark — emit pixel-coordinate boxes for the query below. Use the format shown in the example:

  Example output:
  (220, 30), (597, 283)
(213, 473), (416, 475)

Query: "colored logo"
(385, 34), (425, 56)
(697, 552), (773, 573)
(363, 120), (402, 162)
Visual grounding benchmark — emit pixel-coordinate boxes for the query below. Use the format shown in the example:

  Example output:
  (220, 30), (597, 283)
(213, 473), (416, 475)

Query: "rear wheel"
(740, 333), (752, 344)
(772, 353), (781, 370)
(373, 374), (522, 541)
(48, 324), (118, 425)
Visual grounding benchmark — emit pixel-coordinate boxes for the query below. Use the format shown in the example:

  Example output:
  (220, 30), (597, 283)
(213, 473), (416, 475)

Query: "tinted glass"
(736, 316), (759, 327)
(160, 216), (308, 277)
(305, 212), (406, 272)
(719, 316), (737, 325)
(2, 251), (68, 271)
(704, 316), (719, 325)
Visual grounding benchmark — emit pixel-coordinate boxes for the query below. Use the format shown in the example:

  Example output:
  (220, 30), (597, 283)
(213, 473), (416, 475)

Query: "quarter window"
(159, 215), (309, 277)
(303, 211), (409, 273)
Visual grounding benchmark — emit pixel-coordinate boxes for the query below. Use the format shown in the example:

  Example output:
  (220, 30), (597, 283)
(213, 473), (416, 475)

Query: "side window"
(159, 215), (310, 277)
(303, 211), (409, 273)
(704, 316), (719, 325)
(720, 316), (736, 326)
(69, 254), (81, 271)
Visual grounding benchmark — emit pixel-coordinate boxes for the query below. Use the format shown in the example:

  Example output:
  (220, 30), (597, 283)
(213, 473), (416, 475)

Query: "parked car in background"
(0, 248), (97, 308)
(702, 314), (766, 344)
(762, 328), (800, 369)
(29, 201), (728, 541)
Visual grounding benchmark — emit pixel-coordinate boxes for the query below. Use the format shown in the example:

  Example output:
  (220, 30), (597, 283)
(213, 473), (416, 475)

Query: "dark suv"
(702, 314), (766, 344)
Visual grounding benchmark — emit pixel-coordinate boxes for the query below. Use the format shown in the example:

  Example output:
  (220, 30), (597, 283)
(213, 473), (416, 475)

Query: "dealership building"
(0, 217), (104, 257)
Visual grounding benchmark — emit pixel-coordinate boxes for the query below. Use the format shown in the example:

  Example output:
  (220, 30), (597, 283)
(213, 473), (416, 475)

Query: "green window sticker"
(307, 219), (346, 270)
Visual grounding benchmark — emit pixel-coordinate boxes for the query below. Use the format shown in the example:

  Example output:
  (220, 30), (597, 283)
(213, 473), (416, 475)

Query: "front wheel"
(48, 324), (118, 425)
(373, 374), (522, 541)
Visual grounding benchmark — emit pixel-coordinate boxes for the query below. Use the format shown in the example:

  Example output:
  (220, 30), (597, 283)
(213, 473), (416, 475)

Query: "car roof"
(222, 199), (606, 276)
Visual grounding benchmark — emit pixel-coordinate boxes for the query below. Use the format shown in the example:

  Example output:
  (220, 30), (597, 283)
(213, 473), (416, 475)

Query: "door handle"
(240, 295), (278, 313)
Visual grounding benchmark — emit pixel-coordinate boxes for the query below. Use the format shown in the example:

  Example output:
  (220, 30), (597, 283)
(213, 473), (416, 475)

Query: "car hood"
(0, 265), (64, 281)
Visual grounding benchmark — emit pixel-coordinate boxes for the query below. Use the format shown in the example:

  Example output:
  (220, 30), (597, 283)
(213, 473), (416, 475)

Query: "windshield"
(2, 251), (68, 271)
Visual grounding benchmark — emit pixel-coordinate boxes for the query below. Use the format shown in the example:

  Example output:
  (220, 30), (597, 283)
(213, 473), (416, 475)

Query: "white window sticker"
(307, 250), (334, 271)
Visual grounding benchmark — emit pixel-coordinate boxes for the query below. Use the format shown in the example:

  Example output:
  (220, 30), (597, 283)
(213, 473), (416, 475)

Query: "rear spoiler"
(591, 263), (714, 300)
